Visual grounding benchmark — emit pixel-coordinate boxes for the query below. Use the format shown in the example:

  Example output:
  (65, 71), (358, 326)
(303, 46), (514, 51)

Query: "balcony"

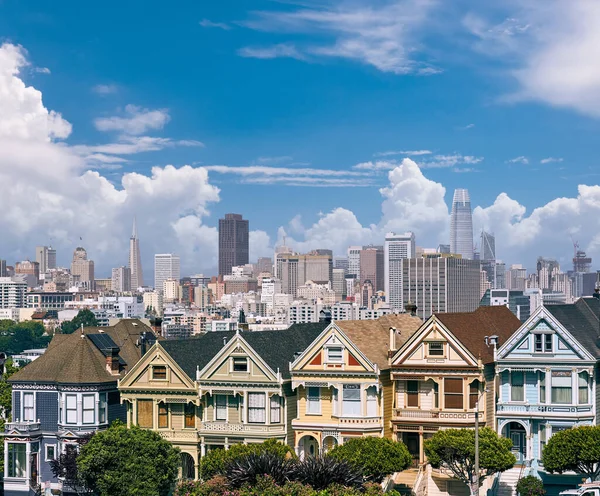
(159, 430), (200, 442)
(200, 422), (286, 435)
(292, 416), (383, 431)
(4, 421), (41, 435)
(497, 404), (593, 416)
(393, 409), (478, 423)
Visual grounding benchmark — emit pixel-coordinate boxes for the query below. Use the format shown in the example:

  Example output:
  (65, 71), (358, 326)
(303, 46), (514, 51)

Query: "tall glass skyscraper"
(450, 188), (474, 259)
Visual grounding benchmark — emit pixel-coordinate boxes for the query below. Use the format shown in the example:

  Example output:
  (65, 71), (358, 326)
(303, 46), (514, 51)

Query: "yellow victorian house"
(118, 324), (326, 480)
(290, 314), (422, 458)
(389, 306), (521, 465)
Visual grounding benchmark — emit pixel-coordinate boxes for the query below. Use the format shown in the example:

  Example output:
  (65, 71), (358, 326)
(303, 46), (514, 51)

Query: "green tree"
(60, 309), (99, 334)
(0, 320), (50, 354)
(542, 425), (600, 481)
(329, 436), (412, 483)
(516, 475), (546, 496)
(0, 358), (19, 482)
(199, 439), (295, 480)
(424, 427), (515, 496)
(76, 421), (180, 496)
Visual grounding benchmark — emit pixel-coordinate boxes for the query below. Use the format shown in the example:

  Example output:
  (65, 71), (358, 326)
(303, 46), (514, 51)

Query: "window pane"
(158, 403), (168, 428)
(539, 372), (546, 404)
(270, 396), (281, 423)
(233, 358), (248, 372)
(469, 382), (479, 409)
(444, 378), (463, 409)
(366, 387), (377, 417)
(579, 373), (589, 404)
(534, 334), (543, 352)
(66, 395), (77, 424)
(248, 393), (266, 423)
(185, 403), (195, 428)
(511, 372), (524, 402)
(215, 395), (227, 420)
(544, 334), (552, 352)
(327, 347), (343, 362)
(342, 385), (361, 416)
(152, 366), (167, 380)
(82, 395), (95, 424)
(307, 387), (320, 414)
(137, 399), (153, 428)
(8, 444), (27, 478)
(429, 342), (444, 356)
(407, 381), (419, 407)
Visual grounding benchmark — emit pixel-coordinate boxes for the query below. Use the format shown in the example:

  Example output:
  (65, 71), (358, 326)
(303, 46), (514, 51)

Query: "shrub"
(200, 440), (295, 480)
(291, 456), (363, 490)
(329, 437), (412, 483)
(226, 452), (296, 488)
(516, 476), (546, 496)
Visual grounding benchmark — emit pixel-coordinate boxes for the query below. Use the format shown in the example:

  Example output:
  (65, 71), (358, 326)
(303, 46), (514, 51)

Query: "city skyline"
(3, 2), (600, 277)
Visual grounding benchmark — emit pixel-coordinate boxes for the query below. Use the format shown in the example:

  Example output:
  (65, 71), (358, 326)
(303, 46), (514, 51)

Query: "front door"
(404, 433), (420, 467)
(510, 430), (526, 464)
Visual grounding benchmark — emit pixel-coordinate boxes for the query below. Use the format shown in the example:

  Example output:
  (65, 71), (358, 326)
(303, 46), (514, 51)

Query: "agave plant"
(291, 455), (364, 490)
(225, 452), (296, 488)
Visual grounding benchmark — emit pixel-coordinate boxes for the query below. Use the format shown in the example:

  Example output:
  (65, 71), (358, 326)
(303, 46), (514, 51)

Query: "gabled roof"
(435, 306), (521, 364)
(546, 298), (600, 359)
(161, 322), (329, 381)
(10, 319), (155, 385)
(336, 314), (422, 370)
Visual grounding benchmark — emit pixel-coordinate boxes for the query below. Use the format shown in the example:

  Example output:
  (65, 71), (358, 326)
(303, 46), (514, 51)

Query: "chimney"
(405, 301), (418, 317)
(106, 347), (120, 375)
(140, 332), (147, 356)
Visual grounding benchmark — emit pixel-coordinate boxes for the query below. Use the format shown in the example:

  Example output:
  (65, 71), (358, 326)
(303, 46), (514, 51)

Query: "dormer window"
(534, 334), (552, 353)
(233, 357), (248, 372)
(152, 366), (167, 380)
(428, 342), (444, 356)
(326, 347), (343, 363)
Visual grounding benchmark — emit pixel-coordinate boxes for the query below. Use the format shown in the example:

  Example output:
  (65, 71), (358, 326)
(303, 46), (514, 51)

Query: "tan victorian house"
(389, 306), (521, 465)
(290, 314), (422, 458)
(118, 323), (326, 480)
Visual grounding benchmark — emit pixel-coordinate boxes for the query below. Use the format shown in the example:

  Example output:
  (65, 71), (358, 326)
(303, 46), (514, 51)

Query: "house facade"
(390, 306), (521, 465)
(290, 314), (422, 458)
(3, 319), (155, 496)
(496, 299), (599, 484)
(118, 324), (327, 479)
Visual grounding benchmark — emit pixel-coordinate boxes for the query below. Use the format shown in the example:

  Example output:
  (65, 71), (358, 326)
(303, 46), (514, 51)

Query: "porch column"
(419, 430), (424, 465)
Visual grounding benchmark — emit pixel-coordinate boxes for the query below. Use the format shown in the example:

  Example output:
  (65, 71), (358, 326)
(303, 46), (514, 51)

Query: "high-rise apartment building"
(154, 254), (180, 293)
(35, 245), (56, 274)
(0, 277), (27, 308)
(277, 251), (333, 298)
(129, 218), (144, 290)
(111, 266), (132, 293)
(332, 268), (346, 300)
(347, 246), (361, 278)
(507, 264), (527, 291)
(70, 247), (94, 286)
(450, 188), (474, 259)
(163, 279), (181, 303)
(385, 231), (416, 311)
(218, 213), (249, 276)
(15, 260), (40, 282)
(334, 257), (349, 273)
(400, 255), (481, 319)
(359, 245), (384, 292)
(0, 260), (6, 278)
(536, 257), (560, 290)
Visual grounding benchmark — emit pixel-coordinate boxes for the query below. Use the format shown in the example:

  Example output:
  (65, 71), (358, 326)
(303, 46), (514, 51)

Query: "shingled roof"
(336, 313), (422, 370)
(10, 319), (154, 384)
(546, 298), (600, 359)
(435, 306), (521, 364)
(161, 322), (329, 380)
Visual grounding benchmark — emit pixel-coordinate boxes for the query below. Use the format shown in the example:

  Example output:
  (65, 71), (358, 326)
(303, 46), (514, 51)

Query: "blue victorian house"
(496, 298), (600, 493)
(3, 319), (155, 496)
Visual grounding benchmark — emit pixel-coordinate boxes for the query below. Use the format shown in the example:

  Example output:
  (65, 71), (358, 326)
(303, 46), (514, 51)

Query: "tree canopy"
(0, 319), (50, 354)
(60, 309), (99, 334)
(76, 421), (180, 496)
(329, 436), (412, 482)
(542, 425), (600, 481)
(424, 427), (515, 495)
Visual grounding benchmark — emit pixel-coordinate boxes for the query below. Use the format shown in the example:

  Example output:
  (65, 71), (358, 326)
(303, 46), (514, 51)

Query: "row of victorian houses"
(3, 297), (600, 495)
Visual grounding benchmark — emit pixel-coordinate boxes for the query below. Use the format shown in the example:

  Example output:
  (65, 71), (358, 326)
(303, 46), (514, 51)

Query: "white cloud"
(34, 67), (51, 74)
(507, 156), (529, 164)
(241, 0), (440, 74)
(374, 149), (432, 157)
(423, 154), (483, 168)
(540, 157), (563, 164)
(199, 19), (231, 30)
(94, 104), (171, 135)
(353, 160), (398, 170)
(92, 84), (118, 95)
(238, 44), (305, 60)
(249, 230), (273, 261)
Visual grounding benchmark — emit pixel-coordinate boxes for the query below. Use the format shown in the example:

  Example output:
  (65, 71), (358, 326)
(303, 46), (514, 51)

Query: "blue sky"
(1, 0), (600, 276)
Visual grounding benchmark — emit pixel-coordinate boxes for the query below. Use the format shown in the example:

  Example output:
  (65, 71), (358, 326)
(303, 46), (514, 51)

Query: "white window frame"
(428, 342), (444, 357)
(23, 392), (35, 422)
(7, 442), (27, 478)
(342, 384), (362, 417)
(45, 444), (57, 462)
(65, 394), (77, 424)
(232, 357), (248, 373)
(326, 346), (343, 363)
(215, 395), (227, 421)
(306, 387), (321, 415)
(248, 392), (266, 424)
(270, 395), (281, 424)
(510, 371), (525, 402)
(99, 392), (107, 424)
(82, 394), (95, 425)
(366, 386), (378, 417)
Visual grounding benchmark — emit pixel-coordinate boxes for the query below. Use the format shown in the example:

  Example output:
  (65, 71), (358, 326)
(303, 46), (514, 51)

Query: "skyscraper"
(71, 247), (95, 286)
(218, 213), (249, 276)
(129, 218), (144, 290)
(385, 231), (416, 311)
(359, 246), (384, 292)
(36, 245), (56, 274)
(154, 254), (180, 293)
(481, 231), (495, 261)
(450, 188), (474, 259)
(347, 246), (361, 278)
(112, 266), (132, 292)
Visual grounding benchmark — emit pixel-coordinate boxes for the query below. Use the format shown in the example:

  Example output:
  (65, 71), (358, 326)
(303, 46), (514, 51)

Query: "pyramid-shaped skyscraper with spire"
(129, 217), (144, 290)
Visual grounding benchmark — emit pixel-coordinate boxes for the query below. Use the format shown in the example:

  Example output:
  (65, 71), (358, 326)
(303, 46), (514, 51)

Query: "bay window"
(306, 387), (321, 414)
(444, 378), (463, 409)
(342, 384), (361, 416)
(7, 443), (26, 478)
(551, 371), (572, 404)
(82, 395), (95, 424)
(65, 395), (77, 424)
(23, 393), (34, 422)
(511, 372), (524, 402)
(248, 393), (266, 423)
(270, 395), (281, 423)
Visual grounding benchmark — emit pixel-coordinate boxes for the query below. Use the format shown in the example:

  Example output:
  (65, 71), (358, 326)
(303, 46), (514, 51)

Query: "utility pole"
(473, 388), (489, 496)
